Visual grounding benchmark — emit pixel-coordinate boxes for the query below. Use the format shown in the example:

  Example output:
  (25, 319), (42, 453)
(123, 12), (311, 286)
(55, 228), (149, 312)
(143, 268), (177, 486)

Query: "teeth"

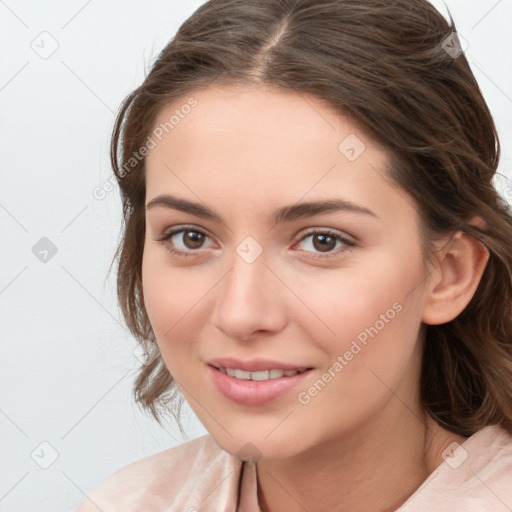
(269, 369), (284, 379)
(234, 369), (251, 380)
(221, 367), (301, 381)
(251, 370), (270, 381)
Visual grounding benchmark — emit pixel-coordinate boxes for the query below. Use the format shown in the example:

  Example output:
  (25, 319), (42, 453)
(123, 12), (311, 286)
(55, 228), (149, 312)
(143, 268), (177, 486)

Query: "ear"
(421, 216), (490, 325)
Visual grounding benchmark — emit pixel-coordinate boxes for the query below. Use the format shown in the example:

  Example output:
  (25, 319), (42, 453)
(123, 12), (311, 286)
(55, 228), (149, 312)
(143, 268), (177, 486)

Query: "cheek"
(141, 248), (216, 365)
(142, 249), (187, 343)
(289, 293), (424, 439)
(294, 245), (426, 374)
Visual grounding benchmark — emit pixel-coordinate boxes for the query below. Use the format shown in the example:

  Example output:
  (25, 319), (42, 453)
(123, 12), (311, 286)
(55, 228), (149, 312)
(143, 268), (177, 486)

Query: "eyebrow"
(145, 194), (378, 223)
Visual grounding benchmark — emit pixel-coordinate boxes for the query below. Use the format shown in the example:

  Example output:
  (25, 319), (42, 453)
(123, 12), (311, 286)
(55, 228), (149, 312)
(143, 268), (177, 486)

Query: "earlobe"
(421, 223), (490, 326)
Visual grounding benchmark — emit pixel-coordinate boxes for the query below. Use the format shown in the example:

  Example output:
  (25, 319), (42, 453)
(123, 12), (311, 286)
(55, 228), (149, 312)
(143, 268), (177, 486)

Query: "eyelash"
(295, 229), (355, 259)
(153, 225), (355, 260)
(154, 226), (211, 259)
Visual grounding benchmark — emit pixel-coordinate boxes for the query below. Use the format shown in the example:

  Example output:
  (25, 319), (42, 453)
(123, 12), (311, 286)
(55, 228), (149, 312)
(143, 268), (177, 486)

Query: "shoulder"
(459, 422), (512, 477)
(400, 423), (512, 511)
(74, 434), (242, 512)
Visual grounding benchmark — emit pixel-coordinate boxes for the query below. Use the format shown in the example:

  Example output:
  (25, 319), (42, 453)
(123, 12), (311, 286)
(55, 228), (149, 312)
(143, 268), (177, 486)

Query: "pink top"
(75, 424), (512, 511)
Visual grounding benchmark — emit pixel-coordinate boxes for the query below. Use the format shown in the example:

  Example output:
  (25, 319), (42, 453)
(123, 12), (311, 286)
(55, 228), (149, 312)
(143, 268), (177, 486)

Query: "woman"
(76, 0), (512, 510)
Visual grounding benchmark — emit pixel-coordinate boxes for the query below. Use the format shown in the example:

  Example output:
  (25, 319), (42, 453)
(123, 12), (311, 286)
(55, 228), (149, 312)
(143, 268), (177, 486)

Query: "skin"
(142, 83), (489, 511)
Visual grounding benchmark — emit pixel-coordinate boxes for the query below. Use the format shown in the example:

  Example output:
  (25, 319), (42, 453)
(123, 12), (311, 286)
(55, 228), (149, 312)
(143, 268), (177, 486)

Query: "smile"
(217, 367), (308, 381)
(207, 361), (313, 406)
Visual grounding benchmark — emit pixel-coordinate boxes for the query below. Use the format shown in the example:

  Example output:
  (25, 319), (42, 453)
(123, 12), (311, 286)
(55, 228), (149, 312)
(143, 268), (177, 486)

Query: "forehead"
(144, 84), (416, 225)
(148, 83), (379, 163)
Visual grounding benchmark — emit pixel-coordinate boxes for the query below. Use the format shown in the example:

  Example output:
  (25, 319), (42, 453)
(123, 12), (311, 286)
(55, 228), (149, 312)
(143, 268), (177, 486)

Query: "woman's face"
(142, 84), (432, 459)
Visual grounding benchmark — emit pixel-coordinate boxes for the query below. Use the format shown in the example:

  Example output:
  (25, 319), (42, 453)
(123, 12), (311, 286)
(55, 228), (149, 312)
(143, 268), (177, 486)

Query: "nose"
(211, 250), (288, 342)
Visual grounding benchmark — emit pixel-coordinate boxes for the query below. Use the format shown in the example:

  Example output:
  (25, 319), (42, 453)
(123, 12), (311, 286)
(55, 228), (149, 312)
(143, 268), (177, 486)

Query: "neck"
(255, 400), (466, 512)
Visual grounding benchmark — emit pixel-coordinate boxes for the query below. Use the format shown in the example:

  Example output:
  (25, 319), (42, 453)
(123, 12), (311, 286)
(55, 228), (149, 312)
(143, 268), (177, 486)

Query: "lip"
(206, 358), (313, 406)
(207, 357), (309, 372)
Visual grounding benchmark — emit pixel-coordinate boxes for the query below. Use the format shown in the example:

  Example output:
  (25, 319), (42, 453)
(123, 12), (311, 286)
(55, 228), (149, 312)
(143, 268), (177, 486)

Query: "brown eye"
(154, 226), (215, 257)
(312, 233), (338, 252)
(182, 230), (206, 249)
(295, 229), (355, 259)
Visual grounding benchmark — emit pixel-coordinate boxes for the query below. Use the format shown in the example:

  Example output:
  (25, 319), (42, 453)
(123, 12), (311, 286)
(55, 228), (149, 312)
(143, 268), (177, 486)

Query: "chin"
(198, 414), (311, 462)
(219, 434), (304, 462)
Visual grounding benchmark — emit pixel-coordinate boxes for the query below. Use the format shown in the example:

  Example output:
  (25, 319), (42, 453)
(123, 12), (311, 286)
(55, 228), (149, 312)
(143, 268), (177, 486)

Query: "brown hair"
(109, 0), (512, 436)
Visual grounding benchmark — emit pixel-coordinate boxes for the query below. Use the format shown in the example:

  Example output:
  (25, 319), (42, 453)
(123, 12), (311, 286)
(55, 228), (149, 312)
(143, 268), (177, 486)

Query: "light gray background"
(1, 1), (511, 510)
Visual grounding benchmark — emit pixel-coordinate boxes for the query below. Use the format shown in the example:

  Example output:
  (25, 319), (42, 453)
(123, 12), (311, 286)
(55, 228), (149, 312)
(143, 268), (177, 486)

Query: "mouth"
(210, 365), (309, 381)
(206, 359), (313, 406)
